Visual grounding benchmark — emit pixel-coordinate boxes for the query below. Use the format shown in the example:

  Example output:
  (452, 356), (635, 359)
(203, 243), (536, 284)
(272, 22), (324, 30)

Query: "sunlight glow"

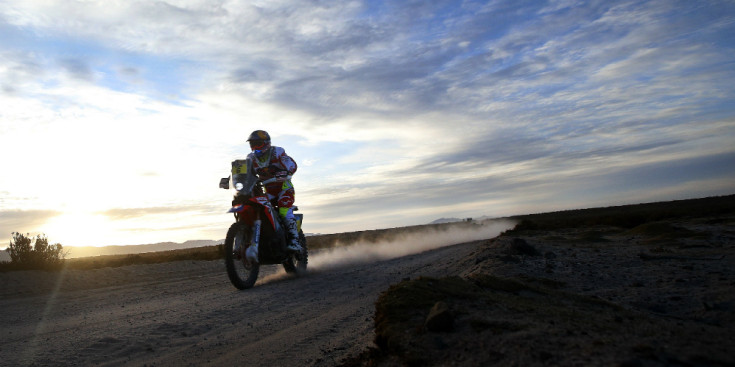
(42, 211), (118, 247)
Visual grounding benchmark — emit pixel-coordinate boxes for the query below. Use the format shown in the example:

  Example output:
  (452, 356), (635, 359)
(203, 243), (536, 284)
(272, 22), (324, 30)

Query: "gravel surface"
(0, 222), (512, 367)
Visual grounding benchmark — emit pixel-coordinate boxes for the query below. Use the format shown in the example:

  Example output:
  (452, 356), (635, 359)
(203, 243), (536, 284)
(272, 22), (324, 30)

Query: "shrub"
(5, 232), (66, 270)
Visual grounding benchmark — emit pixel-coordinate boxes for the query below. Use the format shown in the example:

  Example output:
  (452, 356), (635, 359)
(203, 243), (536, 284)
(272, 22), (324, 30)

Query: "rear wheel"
(297, 230), (308, 272)
(224, 222), (259, 289)
(283, 229), (308, 274)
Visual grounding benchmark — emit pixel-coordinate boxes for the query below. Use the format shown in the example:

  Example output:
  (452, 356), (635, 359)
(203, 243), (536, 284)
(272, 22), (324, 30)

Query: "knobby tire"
(283, 230), (308, 274)
(224, 222), (259, 289)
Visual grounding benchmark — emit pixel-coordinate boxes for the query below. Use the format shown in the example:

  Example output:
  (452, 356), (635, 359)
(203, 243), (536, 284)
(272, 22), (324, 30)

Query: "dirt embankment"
(344, 197), (735, 366)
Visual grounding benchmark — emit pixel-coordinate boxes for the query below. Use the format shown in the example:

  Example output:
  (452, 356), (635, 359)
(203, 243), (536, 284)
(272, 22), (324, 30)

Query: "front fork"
(232, 210), (262, 266)
(246, 219), (262, 264)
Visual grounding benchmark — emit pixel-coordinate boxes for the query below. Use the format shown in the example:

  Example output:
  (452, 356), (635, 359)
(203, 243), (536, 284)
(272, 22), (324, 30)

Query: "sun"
(42, 211), (118, 247)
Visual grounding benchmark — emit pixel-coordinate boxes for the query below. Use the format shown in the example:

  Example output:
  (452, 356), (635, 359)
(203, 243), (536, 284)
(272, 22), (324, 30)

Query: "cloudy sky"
(1, 0), (734, 248)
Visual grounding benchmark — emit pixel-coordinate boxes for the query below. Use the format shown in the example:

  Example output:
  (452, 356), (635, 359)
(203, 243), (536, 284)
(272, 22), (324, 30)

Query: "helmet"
(247, 130), (271, 157)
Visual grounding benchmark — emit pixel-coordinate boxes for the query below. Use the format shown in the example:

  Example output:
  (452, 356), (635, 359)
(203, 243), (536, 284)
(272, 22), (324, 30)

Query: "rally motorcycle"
(219, 157), (307, 289)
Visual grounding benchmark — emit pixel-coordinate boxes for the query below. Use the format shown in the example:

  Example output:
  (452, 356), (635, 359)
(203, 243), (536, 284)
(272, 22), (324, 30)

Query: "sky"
(1, 0), (734, 248)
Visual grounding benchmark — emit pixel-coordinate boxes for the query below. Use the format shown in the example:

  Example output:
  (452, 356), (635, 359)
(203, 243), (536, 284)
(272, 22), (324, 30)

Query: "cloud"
(60, 58), (94, 81)
(302, 149), (735, 232)
(0, 0), (734, 241)
(4, 1), (730, 122)
(100, 204), (220, 221)
(0, 210), (61, 238)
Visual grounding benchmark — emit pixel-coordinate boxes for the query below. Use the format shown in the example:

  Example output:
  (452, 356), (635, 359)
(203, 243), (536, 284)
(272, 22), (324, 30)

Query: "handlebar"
(220, 175), (292, 191)
(260, 175), (292, 185)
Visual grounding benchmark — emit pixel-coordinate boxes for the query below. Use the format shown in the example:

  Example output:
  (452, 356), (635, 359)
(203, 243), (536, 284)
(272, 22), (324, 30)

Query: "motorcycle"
(219, 157), (307, 289)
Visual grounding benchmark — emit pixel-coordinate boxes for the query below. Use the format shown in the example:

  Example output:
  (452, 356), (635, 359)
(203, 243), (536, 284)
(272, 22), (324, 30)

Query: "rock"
(475, 255), (491, 264)
(510, 238), (540, 256)
(432, 336), (448, 349)
(499, 255), (521, 263)
(619, 358), (644, 367)
(425, 301), (453, 332)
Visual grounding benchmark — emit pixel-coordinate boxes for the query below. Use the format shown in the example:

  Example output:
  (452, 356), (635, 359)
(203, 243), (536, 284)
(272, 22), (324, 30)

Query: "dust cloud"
(309, 220), (516, 271)
(256, 220), (515, 285)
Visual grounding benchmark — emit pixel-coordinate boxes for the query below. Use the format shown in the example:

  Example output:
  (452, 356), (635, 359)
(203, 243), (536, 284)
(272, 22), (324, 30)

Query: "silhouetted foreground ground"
(343, 196), (735, 366)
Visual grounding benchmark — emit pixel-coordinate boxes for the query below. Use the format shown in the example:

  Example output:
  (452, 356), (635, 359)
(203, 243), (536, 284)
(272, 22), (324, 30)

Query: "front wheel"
(224, 222), (259, 289)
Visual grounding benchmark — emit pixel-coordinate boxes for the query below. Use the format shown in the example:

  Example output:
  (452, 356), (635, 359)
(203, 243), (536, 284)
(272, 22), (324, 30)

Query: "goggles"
(249, 140), (267, 150)
(249, 140), (269, 157)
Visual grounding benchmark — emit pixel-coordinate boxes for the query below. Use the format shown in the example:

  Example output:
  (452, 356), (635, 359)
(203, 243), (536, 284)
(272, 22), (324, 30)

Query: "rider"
(246, 130), (302, 252)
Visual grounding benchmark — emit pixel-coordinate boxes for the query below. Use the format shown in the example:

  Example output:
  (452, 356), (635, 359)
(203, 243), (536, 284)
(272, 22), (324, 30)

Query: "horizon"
(1, 1), (734, 248)
(2, 193), (731, 253)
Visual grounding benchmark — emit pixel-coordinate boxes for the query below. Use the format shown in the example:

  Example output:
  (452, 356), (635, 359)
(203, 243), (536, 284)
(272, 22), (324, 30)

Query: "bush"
(5, 232), (66, 270)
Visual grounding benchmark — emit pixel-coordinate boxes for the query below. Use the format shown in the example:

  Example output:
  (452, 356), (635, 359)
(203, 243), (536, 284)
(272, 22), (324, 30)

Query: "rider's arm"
(272, 147), (297, 175)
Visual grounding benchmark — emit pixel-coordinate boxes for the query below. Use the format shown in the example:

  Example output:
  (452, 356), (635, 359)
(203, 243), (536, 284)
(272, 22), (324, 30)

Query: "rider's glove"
(274, 170), (289, 182)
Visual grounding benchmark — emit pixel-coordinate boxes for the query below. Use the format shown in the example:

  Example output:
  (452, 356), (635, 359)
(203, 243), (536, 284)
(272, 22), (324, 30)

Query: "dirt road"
(0, 235), (493, 367)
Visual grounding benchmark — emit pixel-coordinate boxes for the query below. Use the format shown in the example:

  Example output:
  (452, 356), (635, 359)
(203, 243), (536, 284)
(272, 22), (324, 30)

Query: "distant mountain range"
(430, 215), (494, 224)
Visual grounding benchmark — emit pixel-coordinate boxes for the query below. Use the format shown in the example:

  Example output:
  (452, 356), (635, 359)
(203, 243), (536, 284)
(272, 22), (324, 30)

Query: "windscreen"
(231, 158), (258, 195)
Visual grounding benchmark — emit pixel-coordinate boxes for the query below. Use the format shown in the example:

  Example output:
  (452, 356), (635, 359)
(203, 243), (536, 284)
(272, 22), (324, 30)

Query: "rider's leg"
(277, 185), (302, 252)
(280, 206), (302, 252)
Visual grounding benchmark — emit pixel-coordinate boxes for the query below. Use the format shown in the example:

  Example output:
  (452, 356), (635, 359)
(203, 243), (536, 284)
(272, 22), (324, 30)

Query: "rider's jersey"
(246, 146), (297, 192)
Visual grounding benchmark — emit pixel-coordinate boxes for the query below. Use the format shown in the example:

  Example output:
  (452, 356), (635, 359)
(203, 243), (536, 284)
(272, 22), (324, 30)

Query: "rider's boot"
(284, 217), (303, 252)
